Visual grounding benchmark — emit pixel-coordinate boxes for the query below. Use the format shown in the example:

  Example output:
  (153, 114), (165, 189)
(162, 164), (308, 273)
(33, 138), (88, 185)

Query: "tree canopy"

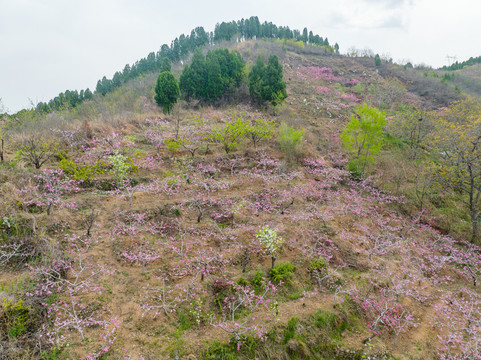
(179, 48), (245, 103)
(249, 55), (287, 105)
(341, 104), (386, 174)
(154, 71), (180, 114)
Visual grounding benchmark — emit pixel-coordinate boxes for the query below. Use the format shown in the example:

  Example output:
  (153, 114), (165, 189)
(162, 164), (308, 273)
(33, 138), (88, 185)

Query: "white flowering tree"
(255, 225), (284, 268)
(108, 152), (133, 188)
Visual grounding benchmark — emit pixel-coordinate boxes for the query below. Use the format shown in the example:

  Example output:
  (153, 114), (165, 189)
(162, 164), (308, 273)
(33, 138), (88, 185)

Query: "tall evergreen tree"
(205, 54), (223, 101)
(261, 55), (287, 105)
(302, 28), (308, 43)
(159, 57), (171, 73)
(179, 64), (195, 101)
(249, 56), (266, 103)
(154, 71), (180, 115)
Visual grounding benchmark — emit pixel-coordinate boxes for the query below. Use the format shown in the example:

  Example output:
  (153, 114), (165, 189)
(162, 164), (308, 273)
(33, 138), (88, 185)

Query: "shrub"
(278, 122), (304, 161)
(308, 258), (328, 275)
(164, 137), (182, 153)
(270, 262), (295, 284)
(251, 268), (266, 291)
(58, 156), (105, 182)
(1, 298), (36, 339)
(312, 310), (350, 340)
(200, 341), (237, 360)
(283, 316), (300, 344)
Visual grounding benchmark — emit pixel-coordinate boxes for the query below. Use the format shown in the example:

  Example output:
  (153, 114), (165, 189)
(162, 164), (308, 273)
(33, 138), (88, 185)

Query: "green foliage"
(200, 340), (238, 360)
(278, 122), (304, 161)
(270, 262), (295, 284)
(312, 310), (350, 340)
(308, 258), (328, 275)
(262, 55), (287, 105)
(59, 156), (105, 182)
(1, 298), (33, 339)
(179, 48), (245, 103)
(177, 311), (193, 331)
(427, 98), (481, 242)
(200, 310), (360, 360)
(154, 71), (180, 114)
(205, 54), (224, 102)
(235, 277), (250, 287)
(374, 54), (381, 66)
(164, 137), (183, 153)
(248, 56), (266, 103)
(283, 316), (300, 344)
(159, 57), (171, 73)
(244, 118), (276, 148)
(251, 268), (266, 291)
(249, 55), (287, 105)
(40, 348), (63, 360)
(340, 104), (386, 175)
(210, 115), (249, 153)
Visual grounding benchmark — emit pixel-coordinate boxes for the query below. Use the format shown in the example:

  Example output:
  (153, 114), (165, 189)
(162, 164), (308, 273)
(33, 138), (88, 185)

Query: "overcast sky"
(1, 0), (481, 113)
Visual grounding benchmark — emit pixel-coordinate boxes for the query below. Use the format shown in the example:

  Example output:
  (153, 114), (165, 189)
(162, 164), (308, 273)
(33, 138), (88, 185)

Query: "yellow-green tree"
(429, 98), (481, 243)
(341, 104), (386, 175)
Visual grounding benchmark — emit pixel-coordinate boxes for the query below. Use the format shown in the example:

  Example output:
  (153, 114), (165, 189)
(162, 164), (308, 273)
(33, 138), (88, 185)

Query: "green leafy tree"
(340, 104), (386, 175)
(211, 115), (249, 153)
(374, 54), (381, 66)
(428, 98), (481, 243)
(154, 71), (180, 115)
(245, 118), (276, 148)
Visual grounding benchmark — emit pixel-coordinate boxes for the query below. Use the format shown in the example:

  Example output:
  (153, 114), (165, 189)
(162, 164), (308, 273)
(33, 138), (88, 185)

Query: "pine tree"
(260, 55), (287, 105)
(205, 54), (223, 101)
(248, 56), (266, 103)
(154, 71), (180, 115)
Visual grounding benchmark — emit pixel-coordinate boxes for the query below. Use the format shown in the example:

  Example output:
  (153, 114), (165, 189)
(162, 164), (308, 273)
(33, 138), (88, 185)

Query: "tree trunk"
(471, 215), (479, 244)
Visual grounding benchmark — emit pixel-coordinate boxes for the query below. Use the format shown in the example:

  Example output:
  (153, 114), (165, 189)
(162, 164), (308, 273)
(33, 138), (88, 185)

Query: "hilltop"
(1, 35), (481, 360)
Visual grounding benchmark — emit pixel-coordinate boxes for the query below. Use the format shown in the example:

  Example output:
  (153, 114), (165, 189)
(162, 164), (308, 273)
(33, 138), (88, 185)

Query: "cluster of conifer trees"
(442, 55), (481, 71)
(154, 49), (286, 113)
(33, 16), (328, 115)
(179, 49), (244, 103)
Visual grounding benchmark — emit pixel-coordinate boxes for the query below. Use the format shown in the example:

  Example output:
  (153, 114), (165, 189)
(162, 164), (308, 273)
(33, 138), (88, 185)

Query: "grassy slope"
(0, 40), (479, 360)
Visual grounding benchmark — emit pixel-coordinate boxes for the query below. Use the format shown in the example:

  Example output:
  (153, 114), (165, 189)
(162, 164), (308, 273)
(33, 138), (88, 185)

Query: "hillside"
(1, 39), (481, 360)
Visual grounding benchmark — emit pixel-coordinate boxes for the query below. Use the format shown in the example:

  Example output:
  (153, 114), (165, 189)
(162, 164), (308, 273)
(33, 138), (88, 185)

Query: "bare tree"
(16, 136), (57, 169)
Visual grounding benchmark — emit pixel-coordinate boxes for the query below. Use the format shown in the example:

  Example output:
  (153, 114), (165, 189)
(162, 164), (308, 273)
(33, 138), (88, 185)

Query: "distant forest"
(32, 16), (337, 115)
(441, 55), (481, 71)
